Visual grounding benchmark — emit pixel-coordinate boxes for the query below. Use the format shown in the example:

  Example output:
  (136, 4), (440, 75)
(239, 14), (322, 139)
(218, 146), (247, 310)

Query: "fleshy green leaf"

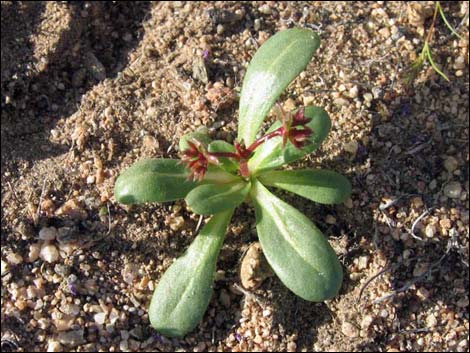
(115, 159), (238, 204)
(208, 140), (239, 173)
(149, 209), (233, 337)
(258, 169), (351, 204)
(238, 29), (320, 145)
(185, 181), (250, 215)
(251, 180), (342, 301)
(248, 106), (331, 174)
(179, 126), (211, 152)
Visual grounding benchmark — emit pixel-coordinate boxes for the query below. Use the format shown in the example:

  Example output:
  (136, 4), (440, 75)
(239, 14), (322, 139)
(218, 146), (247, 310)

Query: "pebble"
(254, 18), (261, 31)
(47, 340), (63, 352)
(344, 140), (359, 155)
(40, 244), (60, 263)
(240, 242), (273, 290)
(303, 95), (315, 106)
(122, 263), (140, 284)
(426, 313), (438, 328)
(344, 198), (354, 208)
(425, 223), (436, 238)
(444, 182), (462, 199)
(217, 24), (225, 35)
(259, 4), (271, 14)
(39, 227), (58, 241)
(84, 52), (106, 81)
(334, 97), (349, 107)
(341, 321), (359, 338)
(348, 85), (359, 99)
(194, 342), (207, 352)
(143, 135), (159, 152)
(363, 93), (373, 102)
(169, 216), (185, 231)
(453, 56), (466, 70)
(1, 260), (9, 275)
(360, 315), (374, 330)
(444, 156), (459, 173)
(284, 98), (296, 111)
(57, 330), (85, 347)
(325, 215), (337, 224)
(219, 289), (231, 308)
(357, 256), (369, 270)
(413, 262), (429, 277)
(6, 252), (23, 265)
(94, 312), (107, 325)
(61, 303), (80, 317)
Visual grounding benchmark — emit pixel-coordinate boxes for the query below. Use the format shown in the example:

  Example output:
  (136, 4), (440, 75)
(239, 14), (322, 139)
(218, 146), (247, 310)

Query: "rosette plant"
(115, 28), (351, 337)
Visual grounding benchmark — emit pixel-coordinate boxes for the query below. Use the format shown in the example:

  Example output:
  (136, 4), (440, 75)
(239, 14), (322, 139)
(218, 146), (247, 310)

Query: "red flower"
(274, 105), (313, 149)
(180, 139), (219, 182)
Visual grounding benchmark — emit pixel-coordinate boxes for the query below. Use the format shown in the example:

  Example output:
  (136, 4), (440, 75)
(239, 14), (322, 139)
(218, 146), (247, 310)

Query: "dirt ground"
(1, 1), (469, 352)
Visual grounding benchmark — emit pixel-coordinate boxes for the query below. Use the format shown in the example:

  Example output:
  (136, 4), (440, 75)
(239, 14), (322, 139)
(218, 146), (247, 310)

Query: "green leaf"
(248, 106), (331, 174)
(208, 140), (239, 173)
(185, 181), (250, 215)
(115, 159), (238, 204)
(179, 126), (211, 152)
(258, 169), (351, 204)
(251, 180), (343, 301)
(149, 210), (233, 337)
(238, 29), (320, 145)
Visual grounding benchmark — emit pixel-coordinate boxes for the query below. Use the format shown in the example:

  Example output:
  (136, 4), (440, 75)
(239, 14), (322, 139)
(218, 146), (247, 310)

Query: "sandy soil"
(1, 1), (469, 352)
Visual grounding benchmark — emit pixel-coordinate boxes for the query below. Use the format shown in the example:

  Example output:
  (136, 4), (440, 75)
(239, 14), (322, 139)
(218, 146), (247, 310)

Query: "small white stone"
(444, 156), (459, 173)
(341, 321), (358, 338)
(357, 256), (369, 270)
(426, 313), (437, 328)
(1, 260), (9, 275)
(363, 93), (373, 102)
(334, 98), (349, 107)
(360, 315), (374, 330)
(425, 223), (436, 238)
(39, 227), (58, 241)
(120, 340), (129, 351)
(47, 340), (63, 352)
(169, 216), (185, 231)
(40, 244), (60, 263)
(303, 95), (315, 106)
(259, 4), (271, 14)
(453, 56), (465, 70)
(348, 85), (359, 99)
(254, 18), (261, 31)
(6, 252), (23, 265)
(94, 312), (107, 325)
(27, 243), (41, 262)
(444, 182), (462, 199)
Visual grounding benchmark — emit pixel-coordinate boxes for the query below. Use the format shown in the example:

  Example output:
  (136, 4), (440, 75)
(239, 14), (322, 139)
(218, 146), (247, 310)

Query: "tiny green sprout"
(114, 28), (351, 338)
(405, 1), (463, 84)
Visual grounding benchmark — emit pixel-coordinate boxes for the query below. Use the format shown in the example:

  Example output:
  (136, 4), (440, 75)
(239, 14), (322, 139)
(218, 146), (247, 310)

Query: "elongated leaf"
(115, 159), (238, 204)
(238, 29), (320, 145)
(185, 181), (250, 215)
(251, 180), (342, 301)
(248, 106), (331, 174)
(149, 210), (233, 337)
(179, 126), (211, 152)
(208, 140), (239, 173)
(259, 169), (351, 204)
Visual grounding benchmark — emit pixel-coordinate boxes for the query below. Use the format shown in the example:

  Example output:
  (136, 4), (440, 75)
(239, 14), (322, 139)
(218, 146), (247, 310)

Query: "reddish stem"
(246, 127), (284, 153)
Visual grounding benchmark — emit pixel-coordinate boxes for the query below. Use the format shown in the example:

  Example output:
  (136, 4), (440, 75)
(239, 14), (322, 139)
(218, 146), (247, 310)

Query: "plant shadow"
(1, 1), (151, 165)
